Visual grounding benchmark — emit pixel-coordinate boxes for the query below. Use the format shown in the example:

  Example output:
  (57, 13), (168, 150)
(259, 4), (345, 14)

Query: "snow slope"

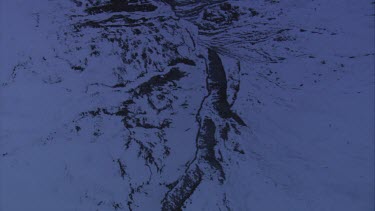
(0, 0), (374, 210)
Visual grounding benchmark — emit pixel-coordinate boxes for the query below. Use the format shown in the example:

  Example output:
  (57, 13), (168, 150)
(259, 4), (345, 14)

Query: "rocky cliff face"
(1, 0), (374, 210)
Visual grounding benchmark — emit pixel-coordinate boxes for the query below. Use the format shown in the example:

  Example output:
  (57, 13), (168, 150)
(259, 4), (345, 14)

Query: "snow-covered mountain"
(0, 0), (374, 210)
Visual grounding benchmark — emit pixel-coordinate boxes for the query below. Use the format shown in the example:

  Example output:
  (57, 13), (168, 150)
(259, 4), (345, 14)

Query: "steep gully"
(69, 1), (247, 209)
(161, 49), (246, 210)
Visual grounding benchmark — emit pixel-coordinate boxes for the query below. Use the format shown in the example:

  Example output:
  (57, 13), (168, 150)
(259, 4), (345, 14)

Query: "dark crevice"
(132, 67), (187, 97)
(85, 0), (158, 15)
(117, 159), (127, 179)
(207, 49), (246, 126)
(229, 61), (241, 108)
(168, 57), (196, 66)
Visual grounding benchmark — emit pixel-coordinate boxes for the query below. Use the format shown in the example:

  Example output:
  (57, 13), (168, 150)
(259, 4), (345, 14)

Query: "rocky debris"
(23, 0), (308, 209)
